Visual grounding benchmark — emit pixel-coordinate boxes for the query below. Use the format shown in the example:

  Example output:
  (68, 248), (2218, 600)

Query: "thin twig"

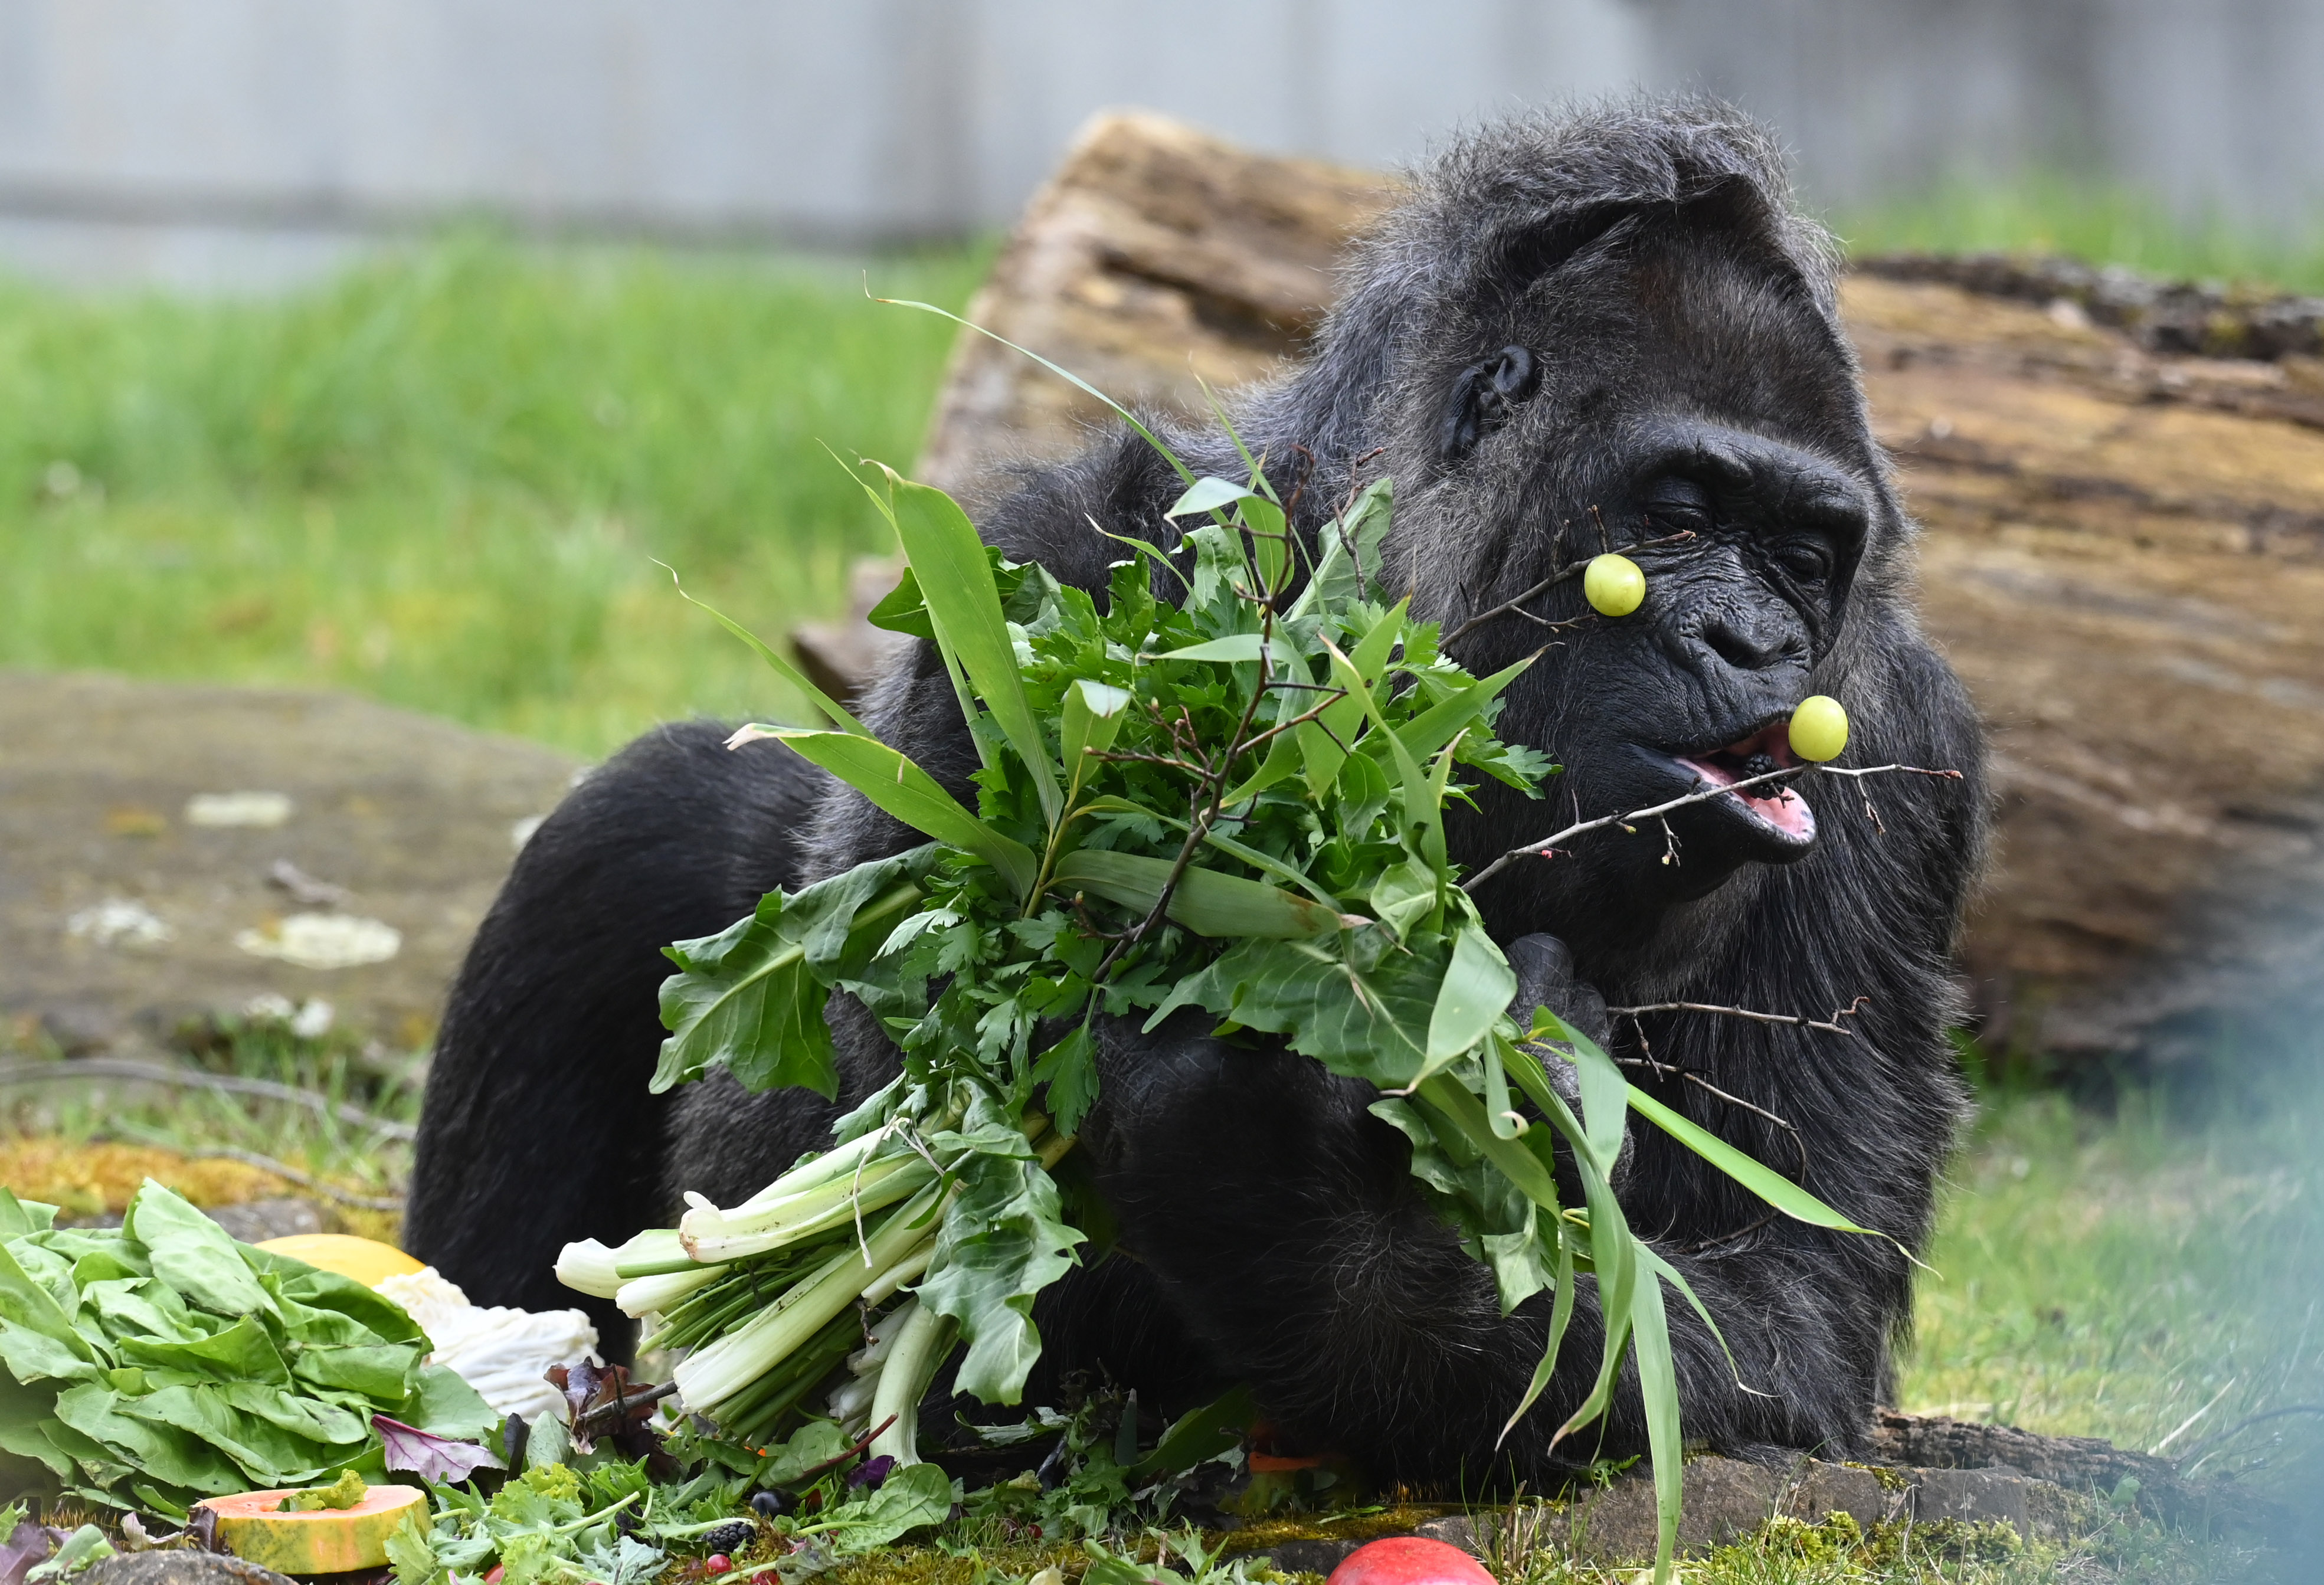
(1462, 762), (1964, 893)
(576, 1378), (682, 1435)
(1606, 997), (1869, 1039)
(2177, 1404), (2324, 1471)
(175, 1145), (406, 1211)
(1442, 530), (1697, 646)
(0, 1057), (418, 1140)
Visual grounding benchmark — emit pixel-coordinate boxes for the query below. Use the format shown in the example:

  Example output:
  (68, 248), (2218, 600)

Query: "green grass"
(1900, 1075), (2323, 1498)
(0, 232), (987, 757)
(1830, 176), (2324, 294)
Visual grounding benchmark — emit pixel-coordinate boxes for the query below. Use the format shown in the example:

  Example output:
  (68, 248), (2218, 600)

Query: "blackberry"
(749, 1491), (793, 1519)
(701, 1522), (755, 1557)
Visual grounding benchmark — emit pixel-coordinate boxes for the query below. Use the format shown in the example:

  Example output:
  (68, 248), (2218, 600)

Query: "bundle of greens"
(562, 364), (1877, 1579)
(0, 1181), (497, 1517)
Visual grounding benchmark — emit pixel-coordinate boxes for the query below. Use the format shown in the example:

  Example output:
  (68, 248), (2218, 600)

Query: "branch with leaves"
(570, 310), (1922, 1583)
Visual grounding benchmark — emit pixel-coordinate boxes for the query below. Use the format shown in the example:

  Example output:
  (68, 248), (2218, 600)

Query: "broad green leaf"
(654, 857), (929, 1096)
(655, 561), (870, 736)
(1631, 1267), (1683, 1583)
(1242, 495), (1291, 595)
(1029, 1024), (1100, 1135)
(1425, 925), (1516, 1067)
(0, 1240), (93, 1360)
(1414, 1075), (1564, 1213)
(1164, 477), (1261, 518)
(1127, 1383), (1258, 1479)
(1325, 636), (1443, 874)
(1151, 929), (1444, 1089)
(871, 466), (1065, 828)
(762, 729), (1037, 899)
(1052, 850), (1348, 939)
(1395, 655), (1537, 762)
(52, 1381), (243, 1496)
(1498, 1218), (1579, 1445)
(0, 1188), (55, 1239)
(1304, 598), (1408, 795)
(115, 1315), (288, 1386)
(125, 1184), (269, 1320)
(823, 1460), (957, 1553)
(915, 1150), (1084, 1406)
(1625, 1085), (1885, 1239)
(0, 1318), (99, 1383)
(120, 1383), (340, 1486)
(1059, 679), (1132, 804)
(1153, 634), (1272, 664)
(1220, 728), (1303, 805)
(1289, 477), (1394, 618)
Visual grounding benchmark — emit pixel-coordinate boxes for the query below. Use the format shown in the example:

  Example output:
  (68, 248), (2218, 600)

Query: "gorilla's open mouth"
(1673, 722), (1816, 843)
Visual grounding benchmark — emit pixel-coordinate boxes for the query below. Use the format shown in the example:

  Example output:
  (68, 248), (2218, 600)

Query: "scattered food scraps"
(235, 913), (401, 969)
(63, 898), (172, 948)
(186, 791), (295, 828)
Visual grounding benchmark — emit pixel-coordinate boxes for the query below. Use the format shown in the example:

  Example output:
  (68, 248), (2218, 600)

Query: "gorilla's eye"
(1642, 478), (1713, 533)
(1771, 541), (1831, 582)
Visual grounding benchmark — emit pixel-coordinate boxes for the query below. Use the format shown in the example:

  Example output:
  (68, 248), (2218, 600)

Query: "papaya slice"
(254, 1234), (425, 1288)
(196, 1484), (426, 1573)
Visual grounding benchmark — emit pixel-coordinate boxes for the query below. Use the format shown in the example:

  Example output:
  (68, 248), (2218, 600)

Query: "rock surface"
(0, 672), (576, 1055)
(80, 1552), (296, 1585)
(901, 110), (2324, 1067)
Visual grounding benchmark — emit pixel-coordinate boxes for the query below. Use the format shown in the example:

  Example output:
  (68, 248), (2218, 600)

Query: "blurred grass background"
(2, 189), (2319, 1558)
(0, 232), (988, 755)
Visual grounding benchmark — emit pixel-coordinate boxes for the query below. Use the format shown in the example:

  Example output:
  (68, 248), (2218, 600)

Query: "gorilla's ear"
(1438, 344), (1539, 463)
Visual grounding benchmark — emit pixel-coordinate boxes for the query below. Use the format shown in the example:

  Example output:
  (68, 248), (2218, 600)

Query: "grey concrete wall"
(0, 0), (2318, 289)
(1642, 0), (2324, 222)
(0, 0), (1644, 287)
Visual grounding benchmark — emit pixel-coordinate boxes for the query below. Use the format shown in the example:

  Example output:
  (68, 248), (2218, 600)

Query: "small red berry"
(705, 1557), (732, 1574)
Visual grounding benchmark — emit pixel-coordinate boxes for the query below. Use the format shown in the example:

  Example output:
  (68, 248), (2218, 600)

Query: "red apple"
(1325, 1537), (1495, 1585)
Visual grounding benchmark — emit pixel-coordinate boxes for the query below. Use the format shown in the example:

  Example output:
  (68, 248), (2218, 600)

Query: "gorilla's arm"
(1082, 1010), (1891, 1478)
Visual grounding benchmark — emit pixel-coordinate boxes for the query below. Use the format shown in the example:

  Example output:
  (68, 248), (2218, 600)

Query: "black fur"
(407, 97), (1989, 1483)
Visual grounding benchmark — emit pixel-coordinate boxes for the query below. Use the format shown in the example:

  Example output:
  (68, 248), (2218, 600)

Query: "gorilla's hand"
(1504, 933), (1632, 1184)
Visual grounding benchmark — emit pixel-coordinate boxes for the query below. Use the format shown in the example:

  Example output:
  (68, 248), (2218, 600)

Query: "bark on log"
(893, 110), (2324, 1067)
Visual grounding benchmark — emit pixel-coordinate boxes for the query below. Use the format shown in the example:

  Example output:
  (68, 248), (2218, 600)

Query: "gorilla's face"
(1420, 202), (1886, 935)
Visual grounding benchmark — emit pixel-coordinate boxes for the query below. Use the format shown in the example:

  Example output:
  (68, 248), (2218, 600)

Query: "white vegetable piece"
(375, 1267), (599, 1422)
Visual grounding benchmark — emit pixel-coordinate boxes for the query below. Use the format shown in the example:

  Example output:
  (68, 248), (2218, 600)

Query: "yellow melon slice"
(197, 1484), (425, 1573)
(254, 1233), (425, 1288)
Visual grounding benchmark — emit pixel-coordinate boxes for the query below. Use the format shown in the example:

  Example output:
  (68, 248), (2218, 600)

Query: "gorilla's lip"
(1664, 721), (1817, 844)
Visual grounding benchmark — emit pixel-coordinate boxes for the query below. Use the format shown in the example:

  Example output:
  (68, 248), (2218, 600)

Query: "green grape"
(1583, 552), (1645, 617)
(1789, 695), (1849, 762)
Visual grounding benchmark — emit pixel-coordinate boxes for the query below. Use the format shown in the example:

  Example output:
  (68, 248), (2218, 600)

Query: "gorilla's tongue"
(1681, 725), (1816, 840)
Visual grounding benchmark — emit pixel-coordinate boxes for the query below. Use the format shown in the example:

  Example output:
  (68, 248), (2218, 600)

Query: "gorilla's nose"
(1700, 603), (1802, 672)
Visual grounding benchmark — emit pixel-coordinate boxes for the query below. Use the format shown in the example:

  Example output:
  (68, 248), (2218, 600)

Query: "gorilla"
(408, 98), (1988, 1484)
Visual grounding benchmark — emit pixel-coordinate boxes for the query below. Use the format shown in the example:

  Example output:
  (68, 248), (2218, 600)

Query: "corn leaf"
(1052, 850), (1348, 939)
(864, 466), (1065, 828)
(1425, 926), (1518, 1067)
(1154, 634), (1272, 664)
(1166, 477), (1261, 519)
(654, 562), (870, 736)
(1059, 679), (1132, 804)
(1625, 1085), (1886, 1239)
(764, 729), (1037, 901)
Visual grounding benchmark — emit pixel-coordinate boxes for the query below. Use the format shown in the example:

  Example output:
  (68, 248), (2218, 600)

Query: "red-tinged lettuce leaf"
(373, 1414), (499, 1484)
(1, 1522), (49, 1585)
